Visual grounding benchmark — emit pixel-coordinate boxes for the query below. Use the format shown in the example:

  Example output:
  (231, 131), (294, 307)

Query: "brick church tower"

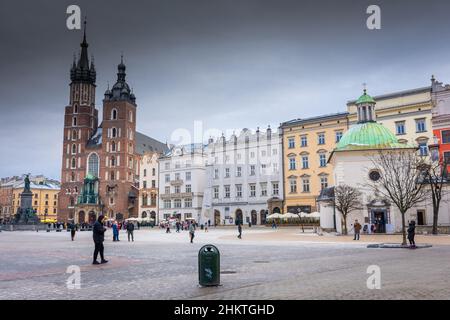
(58, 23), (98, 222)
(100, 57), (139, 220)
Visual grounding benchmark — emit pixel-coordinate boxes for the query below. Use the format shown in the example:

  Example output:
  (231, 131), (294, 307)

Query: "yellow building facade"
(281, 113), (349, 213)
(11, 179), (60, 221)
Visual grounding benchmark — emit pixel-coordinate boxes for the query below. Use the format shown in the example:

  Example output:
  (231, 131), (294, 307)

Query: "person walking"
(407, 221), (416, 248)
(189, 222), (195, 243)
(69, 222), (77, 241)
(127, 221), (135, 242)
(272, 221), (277, 229)
(166, 222), (171, 233)
(93, 215), (108, 265)
(353, 219), (362, 240)
(237, 223), (242, 239)
(176, 221), (181, 233)
(112, 221), (120, 241)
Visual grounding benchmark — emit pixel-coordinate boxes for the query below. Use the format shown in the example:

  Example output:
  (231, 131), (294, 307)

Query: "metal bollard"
(198, 244), (220, 287)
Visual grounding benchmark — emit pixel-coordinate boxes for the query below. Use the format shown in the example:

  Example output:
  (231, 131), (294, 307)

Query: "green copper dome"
(356, 91), (376, 104)
(335, 122), (411, 151)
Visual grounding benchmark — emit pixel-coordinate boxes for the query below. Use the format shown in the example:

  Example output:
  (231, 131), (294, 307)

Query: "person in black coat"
(237, 223), (242, 239)
(126, 221), (135, 242)
(93, 215), (108, 264)
(407, 221), (416, 248)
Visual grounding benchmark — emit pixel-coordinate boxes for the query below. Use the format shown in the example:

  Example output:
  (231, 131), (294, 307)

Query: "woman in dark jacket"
(93, 215), (108, 264)
(407, 221), (416, 248)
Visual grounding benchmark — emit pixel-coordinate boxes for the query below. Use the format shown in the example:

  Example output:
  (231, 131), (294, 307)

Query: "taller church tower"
(59, 23), (99, 221)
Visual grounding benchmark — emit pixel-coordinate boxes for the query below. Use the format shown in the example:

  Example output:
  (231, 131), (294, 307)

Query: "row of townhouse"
(137, 76), (450, 226)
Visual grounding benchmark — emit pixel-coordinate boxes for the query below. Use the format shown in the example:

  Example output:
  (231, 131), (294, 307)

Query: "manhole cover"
(253, 261), (270, 264)
(221, 271), (237, 274)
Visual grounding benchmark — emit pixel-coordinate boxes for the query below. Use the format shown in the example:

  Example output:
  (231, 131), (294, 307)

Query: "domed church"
(318, 89), (450, 234)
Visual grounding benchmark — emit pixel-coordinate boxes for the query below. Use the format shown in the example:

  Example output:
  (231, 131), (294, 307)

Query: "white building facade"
(204, 127), (284, 226)
(158, 144), (207, 223)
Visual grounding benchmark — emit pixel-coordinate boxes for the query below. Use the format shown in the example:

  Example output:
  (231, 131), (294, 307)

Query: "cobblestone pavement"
(1, 227), (449, 300)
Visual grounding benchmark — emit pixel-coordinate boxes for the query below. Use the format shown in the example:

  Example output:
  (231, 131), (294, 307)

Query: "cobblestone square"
(1, 227), (450, 300)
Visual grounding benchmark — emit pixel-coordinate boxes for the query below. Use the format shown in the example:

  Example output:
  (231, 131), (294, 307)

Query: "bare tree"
(334, 185), (362, 235)
(368, 150), (429, 245)
(422, 158), (449, 235)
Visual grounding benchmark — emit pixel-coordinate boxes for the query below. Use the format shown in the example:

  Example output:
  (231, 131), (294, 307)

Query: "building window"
(419, 141), (428, 156)
(152, 180), (156, 188)
(143, 169), (147, 177)
(320, 176), (328, 189)
(288, 137), (295, 149)
(72, 144), (77, 154)
(260, 183), (267, 196)
(185, 184), (192, 193)
(289, 157), (296, 170)
(72, 117), (77, 126)
(111, 141), (116, 152)
(185, 172), (191, 181)
(302, 156), (309, 169)
(214, 169), (219, 179)
(74, 104), (78, 114)
(236, 167), (242, 177)
(175, 161), (181, 169)
(250, 165), (256, 176)
(110, 171), (115, 181)
(444, 152), (450, 164)
(395, 121), (406, 135)
(174, 199), (182, 208)
(416, 119), (426, 133)
(143, 181), (147, 189)
(224, 185), (230, 198)
(225, 168), (230, 178)
(272, 183), (279, 195)
(289, 179), (297, 193)
(165, 186), (170, 194)
(417, 210), (426, 226)
(302, 179), (310, 192)
(249, 184), (256, 197)
(184, 199), (192, 208)
(165, 162), (170, 170)
(319, 154), (327, 167)
(165, 174), (170, 183)
(129, 110), (133, 123)
(442, 130), (450, 144)
(261, 164), (267, 175)
(71, 157), (76, 169)
(111, 109), (118, 120)
(335, 131), (343, 142)
(301, 136), (308, 147)
(236, 185), (242, 198)
(164, 200), (171, 209)
(152, 168), (156, 176)
(87, 153), (99, 177)
(174, 185), (180, 194)
(318, 133), (325, 145)
(213, 187), (219, 199)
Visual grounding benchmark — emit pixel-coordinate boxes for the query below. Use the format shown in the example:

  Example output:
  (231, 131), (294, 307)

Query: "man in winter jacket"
(93, 215), (108, 265)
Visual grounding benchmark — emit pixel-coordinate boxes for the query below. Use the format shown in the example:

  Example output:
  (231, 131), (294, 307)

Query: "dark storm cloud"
(1, 0), (450, 179)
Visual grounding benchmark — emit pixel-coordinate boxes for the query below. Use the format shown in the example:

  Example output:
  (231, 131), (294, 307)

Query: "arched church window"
(112, 128), (117, 138)
(72, 144), (77, 154)
(129, 110), (133, 123)
(71, 157), (76, 169)
(111, 109), (118, 120)
(72, 130), (77, 140)
(111, 156), (116, 167)
(73, 117), (77, 126)
(74, 104), (78, 114)
(88, 153), (99, 177)
(111, 141), (116, 152)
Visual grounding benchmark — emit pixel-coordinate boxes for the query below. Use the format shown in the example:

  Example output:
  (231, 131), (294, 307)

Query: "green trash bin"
(198, 244), (220, 287)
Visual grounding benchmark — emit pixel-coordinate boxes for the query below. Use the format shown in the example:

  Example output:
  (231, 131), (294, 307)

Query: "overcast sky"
(1, 0), (450, 180)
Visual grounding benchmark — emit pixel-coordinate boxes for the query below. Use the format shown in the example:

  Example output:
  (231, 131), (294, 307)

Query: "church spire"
(70, 18), (95, 84)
